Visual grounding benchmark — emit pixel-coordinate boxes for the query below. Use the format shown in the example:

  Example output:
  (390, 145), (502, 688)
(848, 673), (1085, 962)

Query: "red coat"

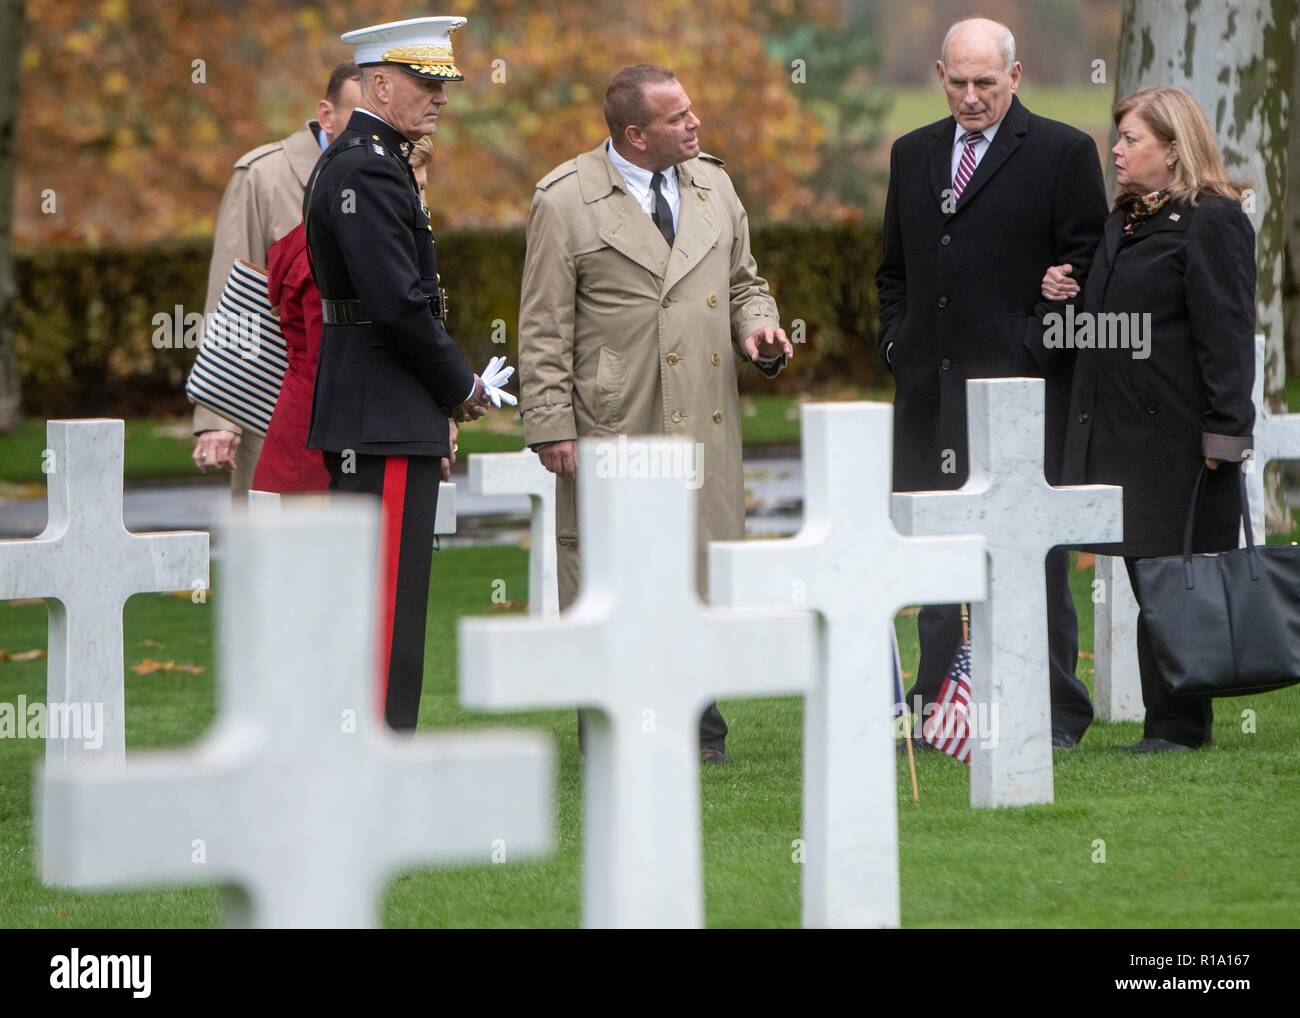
(252, 222), (332, 493)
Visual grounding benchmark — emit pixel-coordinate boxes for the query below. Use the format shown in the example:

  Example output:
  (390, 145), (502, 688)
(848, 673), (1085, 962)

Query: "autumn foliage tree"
(14, 0), (863, 244)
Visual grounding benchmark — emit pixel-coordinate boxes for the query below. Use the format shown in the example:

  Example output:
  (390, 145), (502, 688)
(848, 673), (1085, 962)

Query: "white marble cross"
(892, 379), (1123, 808)
(0, 420), (208, 766)
(459, 438), (817, 928)
(467, 451), (558, 616)
(710, 403), (986, 928)
(1092, 555), (1144, 723)
(39, 498), (553, 928)
(1246, 333), (1300, 538)
(248, 482), (458, 534)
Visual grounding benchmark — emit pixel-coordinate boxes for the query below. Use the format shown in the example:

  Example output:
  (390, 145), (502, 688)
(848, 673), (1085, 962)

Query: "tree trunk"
(1114, 0), (1298, 532)
(1285, 52), (1300, 377)
(0, 0), (25, 434)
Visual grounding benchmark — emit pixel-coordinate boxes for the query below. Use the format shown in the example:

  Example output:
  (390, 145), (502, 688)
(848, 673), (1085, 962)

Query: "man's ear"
(624, 125), (646, 152)
(316, 98), (331, 130)
(935, 60), (946, 86)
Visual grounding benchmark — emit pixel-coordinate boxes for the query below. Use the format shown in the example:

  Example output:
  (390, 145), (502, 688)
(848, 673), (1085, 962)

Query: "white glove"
(479, 355), (517, 408)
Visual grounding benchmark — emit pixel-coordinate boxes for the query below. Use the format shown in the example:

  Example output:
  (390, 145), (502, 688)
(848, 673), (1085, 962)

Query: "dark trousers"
(1123, 558), (1213, 747)
(325, 451), (441, 732)
(909, 546), (1093, 742)
(578, 705), (727, 755)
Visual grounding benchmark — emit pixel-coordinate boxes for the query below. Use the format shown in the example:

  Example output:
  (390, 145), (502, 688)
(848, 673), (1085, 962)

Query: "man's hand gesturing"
(743, 325), (794, 362)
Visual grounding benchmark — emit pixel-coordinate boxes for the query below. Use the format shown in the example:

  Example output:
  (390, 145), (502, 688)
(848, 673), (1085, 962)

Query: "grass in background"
(882, 85), (1115, 138)
(2, 547), (1298, 928)
(5, 377), (1294, 486)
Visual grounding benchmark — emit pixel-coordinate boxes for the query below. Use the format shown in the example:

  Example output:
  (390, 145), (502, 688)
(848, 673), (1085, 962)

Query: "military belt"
(321, 289), (448, 325)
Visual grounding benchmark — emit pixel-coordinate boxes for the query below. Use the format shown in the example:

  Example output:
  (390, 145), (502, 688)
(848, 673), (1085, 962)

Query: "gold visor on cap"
(380, 44), (462, 79)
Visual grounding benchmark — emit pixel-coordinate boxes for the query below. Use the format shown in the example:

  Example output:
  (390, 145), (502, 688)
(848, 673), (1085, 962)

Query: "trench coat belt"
(321, 288), (448, 325)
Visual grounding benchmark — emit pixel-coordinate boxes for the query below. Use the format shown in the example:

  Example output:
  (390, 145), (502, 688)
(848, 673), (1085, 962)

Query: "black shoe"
(1122, 737), (1193, 754)
(700, 747), (730, 765)
(1051, 732), (1079, 749)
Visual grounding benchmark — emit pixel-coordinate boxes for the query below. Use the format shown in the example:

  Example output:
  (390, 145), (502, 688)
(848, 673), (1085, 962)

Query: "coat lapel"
(285, 123), (325, 190)
(662, 160), (720, 295)
(1102, 208), (1124, 269)
(929, 117), (956, 208)
(579, 144), (669, 280)
(949, 95), (1028, 214)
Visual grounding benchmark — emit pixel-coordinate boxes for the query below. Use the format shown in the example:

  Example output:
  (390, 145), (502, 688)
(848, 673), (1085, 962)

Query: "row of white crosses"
(1092, 335), (1300, 722)
(0, 418), (458, 772)
(24, 374), (1130, 927)
(461, 378), (1123, 924)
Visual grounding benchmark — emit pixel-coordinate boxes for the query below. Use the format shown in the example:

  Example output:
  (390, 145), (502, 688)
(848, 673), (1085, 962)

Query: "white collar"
(954, 114), (1005, 147)
(606, 139), (675, 193)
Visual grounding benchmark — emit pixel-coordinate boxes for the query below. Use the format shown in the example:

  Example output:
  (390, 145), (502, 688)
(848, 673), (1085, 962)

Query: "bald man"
(875, 18), (1108, 747)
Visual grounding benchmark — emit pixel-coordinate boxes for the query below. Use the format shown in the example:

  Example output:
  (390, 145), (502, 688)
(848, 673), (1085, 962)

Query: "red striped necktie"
(952, 131), (984, 200)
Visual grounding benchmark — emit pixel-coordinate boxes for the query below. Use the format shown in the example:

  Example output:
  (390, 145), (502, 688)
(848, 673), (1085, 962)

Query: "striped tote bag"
(184, 259), (288, 435)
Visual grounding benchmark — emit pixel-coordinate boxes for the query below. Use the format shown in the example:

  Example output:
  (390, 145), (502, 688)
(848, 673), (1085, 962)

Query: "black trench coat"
(1060, 194), (1256, 558)
(875, 95), (1108, 491)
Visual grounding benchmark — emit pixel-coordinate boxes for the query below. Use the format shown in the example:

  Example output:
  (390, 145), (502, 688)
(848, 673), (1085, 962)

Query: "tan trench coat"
(191, 122), (324, 495)
(519, 141), (782, 604)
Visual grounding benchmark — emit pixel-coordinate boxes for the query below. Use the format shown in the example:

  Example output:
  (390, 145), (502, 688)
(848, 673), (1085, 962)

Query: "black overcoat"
(875, 95), (1108, 491)
(1061, 194), (1256, 557)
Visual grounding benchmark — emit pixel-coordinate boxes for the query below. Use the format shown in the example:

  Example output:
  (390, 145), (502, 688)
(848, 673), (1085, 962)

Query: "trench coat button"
(938, 296), (949, 308)
(666, 353), (679, 366)
(941, 234), (952, 245)
(711, 353), (721, 366)
(1078, 412), (1090, 424)
(1146, 403), (1158, 415)
(712, 410), (722, 424)
(662, 297), (671, 308)
(671, 410), (683, 424)
(697, 190), (707, 200)
(707, 294), (718, 307)
(940, 358), (951, 370)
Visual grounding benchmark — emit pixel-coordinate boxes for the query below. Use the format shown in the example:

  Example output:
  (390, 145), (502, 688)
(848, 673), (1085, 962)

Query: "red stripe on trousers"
(377, 456), (409, 718)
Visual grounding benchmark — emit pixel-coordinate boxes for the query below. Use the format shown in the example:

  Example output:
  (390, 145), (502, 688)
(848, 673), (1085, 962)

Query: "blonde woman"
(1045, 86), (1256, 752)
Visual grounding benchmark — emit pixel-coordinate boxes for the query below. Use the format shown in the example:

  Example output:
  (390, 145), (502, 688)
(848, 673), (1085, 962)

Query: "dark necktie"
(650, 171), (675, 248)
(952, 131), (984, 200)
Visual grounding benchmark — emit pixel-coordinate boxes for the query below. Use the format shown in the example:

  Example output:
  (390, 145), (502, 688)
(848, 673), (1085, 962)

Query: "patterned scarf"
(1116, 189), (1172, 235)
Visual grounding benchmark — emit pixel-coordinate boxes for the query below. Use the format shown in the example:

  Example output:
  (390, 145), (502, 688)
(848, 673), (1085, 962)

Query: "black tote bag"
(1132, 465), (1300, 697)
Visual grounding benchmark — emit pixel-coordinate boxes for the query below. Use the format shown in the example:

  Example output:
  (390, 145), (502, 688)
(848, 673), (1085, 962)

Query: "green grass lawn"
(5, 376), (1294, 485)
(2, 545), (1298, 928)
(882, 86), (1115, 138)
(0, 393), (866, 485)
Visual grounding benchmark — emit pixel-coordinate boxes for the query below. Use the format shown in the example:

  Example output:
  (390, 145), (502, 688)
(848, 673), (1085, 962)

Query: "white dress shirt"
(606, 139), (679, 234)
(949, 115), (1004, 184)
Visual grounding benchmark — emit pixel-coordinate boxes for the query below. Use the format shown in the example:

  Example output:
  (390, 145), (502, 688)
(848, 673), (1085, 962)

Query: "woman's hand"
(1040, 263), (1080, 302)
(1205, 458), (1221, 470)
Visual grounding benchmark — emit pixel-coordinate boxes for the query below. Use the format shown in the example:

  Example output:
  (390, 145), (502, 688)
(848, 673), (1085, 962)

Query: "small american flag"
(922, 638), (973, 763)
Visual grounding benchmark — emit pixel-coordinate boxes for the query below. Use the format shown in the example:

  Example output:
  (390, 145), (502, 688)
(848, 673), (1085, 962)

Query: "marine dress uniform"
(305, 16), (476, 730)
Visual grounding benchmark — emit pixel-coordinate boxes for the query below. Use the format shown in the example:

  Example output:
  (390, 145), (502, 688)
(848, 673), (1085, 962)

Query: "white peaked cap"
(342, 16), (467, 81)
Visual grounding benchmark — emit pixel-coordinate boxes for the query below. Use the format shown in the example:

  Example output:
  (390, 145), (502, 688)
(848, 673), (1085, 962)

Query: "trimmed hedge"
(14, 222), (887, 418)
